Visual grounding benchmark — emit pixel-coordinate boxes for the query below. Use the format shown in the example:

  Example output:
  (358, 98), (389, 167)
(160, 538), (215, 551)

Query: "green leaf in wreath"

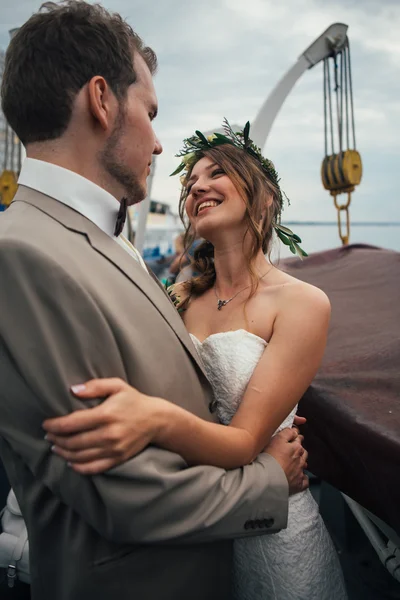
(276, 229), (290, 246)
(275, 224), (295, 237)
(291, 242), (308, 259)
(276, 225), (302, 243)
(170, 162), (186, 176)
(243, 121), (250, 147)
(195, 131), (210, 146)
(211, 137), (233, 147)
(213, 132), (231, 143)
(297, 245), (308, 258)
(185, 137), (204, 149)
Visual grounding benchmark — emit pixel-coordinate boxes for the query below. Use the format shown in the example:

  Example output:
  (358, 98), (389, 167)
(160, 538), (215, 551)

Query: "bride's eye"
(212, 168), (225, 178)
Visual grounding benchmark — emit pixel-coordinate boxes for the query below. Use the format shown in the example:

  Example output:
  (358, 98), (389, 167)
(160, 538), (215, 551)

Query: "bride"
(44, 121), (347, 599)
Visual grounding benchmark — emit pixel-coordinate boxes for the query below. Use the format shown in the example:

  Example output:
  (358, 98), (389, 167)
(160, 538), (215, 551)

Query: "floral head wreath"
(171, 118), (307, 258)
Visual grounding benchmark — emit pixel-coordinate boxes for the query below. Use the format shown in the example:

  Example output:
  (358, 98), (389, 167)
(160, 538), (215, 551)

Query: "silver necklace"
(214, 269), (270, 310)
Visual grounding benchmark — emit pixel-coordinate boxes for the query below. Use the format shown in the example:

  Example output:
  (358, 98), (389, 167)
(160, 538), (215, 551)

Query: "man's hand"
(292, 415), (306, 430)
(264, 428), (308, 495)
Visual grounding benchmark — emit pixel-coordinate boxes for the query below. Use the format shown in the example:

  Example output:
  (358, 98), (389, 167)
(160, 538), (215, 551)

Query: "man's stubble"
(99, 103), (146, 206)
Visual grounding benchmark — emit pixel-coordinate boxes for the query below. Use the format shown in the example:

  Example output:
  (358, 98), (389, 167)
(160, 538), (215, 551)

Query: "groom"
(0, 3), (307, 600)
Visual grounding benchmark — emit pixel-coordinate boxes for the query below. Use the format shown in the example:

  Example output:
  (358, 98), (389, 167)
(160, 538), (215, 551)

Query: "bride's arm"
(155, 285), (330, 468)
(43, 286), (330, 473)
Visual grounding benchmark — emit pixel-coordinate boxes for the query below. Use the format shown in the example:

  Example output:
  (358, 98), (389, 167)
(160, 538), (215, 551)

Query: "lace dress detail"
(190, 329), (347, 600)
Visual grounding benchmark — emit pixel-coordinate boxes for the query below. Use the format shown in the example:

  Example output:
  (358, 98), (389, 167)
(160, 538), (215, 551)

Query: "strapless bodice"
(190, 329), (297, 430)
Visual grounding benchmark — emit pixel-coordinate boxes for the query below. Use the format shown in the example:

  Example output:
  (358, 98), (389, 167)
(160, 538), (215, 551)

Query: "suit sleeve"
(0, 241), (288, 544)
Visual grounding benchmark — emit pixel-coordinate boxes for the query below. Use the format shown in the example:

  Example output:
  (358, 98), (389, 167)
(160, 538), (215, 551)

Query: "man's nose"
(153, 137), (163, 155)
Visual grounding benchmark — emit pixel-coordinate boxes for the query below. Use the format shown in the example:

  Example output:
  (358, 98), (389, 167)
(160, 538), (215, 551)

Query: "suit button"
(263, 518), (274, 528)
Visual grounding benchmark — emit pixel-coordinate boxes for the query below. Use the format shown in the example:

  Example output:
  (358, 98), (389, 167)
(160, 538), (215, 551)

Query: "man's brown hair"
(1, 1), (157, 145)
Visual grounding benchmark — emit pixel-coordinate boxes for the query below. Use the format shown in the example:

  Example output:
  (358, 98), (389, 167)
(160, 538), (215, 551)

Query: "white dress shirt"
(18, 158), (148, 271)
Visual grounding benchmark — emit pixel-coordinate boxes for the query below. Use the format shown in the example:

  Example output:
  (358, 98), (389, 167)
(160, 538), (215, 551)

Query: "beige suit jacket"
(0, 186), (288, 600)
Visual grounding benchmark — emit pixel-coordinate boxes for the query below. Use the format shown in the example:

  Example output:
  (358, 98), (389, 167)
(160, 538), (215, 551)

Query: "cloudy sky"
(1, 0), (399, 222)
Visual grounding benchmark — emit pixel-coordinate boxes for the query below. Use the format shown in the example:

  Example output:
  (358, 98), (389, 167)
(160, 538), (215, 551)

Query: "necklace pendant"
(217, 299), (228, 310)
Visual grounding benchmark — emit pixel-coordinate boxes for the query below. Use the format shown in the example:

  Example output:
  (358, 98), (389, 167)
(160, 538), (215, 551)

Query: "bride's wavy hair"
(177, 144), (281, 310)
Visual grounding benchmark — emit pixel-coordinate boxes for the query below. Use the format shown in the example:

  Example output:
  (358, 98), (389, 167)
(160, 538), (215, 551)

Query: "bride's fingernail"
(71, 384), (86, 394)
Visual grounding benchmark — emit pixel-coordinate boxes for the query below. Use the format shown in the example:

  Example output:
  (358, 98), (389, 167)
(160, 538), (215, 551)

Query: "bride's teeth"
(197, 201), (219, 215)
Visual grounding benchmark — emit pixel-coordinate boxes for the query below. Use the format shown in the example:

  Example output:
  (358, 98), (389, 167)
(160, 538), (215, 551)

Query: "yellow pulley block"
(0, 170), (18, 207)
(321, 150), (362, 246)
(321, 150), (362, 195)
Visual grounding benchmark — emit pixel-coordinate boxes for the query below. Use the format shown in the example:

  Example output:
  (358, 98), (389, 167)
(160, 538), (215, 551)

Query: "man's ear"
(87, 76), (115, 131)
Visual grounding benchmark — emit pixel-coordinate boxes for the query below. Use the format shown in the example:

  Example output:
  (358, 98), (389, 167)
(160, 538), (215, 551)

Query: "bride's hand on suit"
(43, 378), (172, 474)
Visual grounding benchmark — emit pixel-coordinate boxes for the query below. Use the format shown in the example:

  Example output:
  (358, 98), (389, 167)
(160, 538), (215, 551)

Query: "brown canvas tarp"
(282, 244), (400, 534)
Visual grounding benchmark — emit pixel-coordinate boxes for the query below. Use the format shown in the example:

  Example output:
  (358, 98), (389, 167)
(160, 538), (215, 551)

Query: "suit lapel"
(88, 232), (208, 378)
(12, 188), (207, 378)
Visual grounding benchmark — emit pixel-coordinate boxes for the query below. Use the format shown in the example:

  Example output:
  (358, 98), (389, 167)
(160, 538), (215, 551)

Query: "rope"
(340, 50), (344, 153)
(347, 40), (357, 149)
(323, 59), (328, 158)
(344, 45), (350, 150)
(326, 59), (335, 155)
(334, 53), (342, 153)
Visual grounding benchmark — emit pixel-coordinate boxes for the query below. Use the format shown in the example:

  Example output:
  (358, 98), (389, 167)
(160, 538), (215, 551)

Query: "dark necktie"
(114, 197), (128, 237)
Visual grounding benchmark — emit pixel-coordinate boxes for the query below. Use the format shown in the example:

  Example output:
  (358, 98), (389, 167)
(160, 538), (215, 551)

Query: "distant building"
(129, 200), (182, 260)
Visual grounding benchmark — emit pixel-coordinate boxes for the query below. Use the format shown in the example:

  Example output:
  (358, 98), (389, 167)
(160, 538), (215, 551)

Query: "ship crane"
(251, 23), (362, 245)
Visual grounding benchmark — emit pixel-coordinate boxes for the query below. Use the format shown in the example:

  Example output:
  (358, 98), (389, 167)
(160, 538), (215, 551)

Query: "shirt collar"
(18, 158), (120, 238)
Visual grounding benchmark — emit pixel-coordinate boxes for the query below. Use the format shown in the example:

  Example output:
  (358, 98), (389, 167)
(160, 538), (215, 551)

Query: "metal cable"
(339, 50), (344, 153)
(323, 59), (328, 157)
(334, 53), (342, 153)
(347, 39), (357, 149)
(344, 45), (350, 150)
(327, 59), (335, 155)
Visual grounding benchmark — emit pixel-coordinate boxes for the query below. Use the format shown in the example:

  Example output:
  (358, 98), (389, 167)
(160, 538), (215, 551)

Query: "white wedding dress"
(190, 329), (347, 600)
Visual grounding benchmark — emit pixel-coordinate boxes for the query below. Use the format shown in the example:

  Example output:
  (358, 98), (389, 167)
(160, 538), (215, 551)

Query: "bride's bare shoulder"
(268, 268), (331, 320)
